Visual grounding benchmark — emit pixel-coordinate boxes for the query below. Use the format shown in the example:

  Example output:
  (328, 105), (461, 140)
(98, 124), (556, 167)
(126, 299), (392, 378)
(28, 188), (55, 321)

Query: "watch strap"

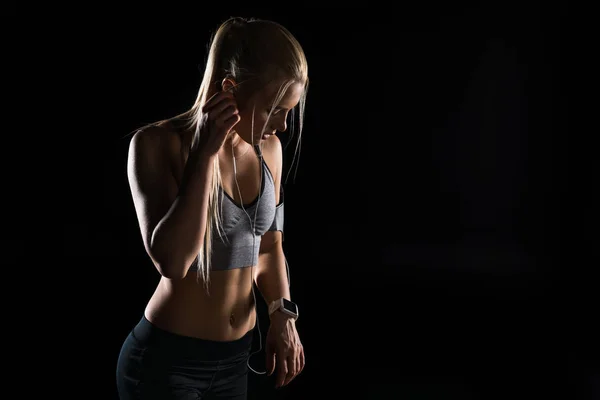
(268, 298), (284, 315)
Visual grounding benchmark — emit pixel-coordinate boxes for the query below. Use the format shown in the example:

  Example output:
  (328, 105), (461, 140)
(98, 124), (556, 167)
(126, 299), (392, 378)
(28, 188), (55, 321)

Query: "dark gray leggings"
(116, 315), (254, 399)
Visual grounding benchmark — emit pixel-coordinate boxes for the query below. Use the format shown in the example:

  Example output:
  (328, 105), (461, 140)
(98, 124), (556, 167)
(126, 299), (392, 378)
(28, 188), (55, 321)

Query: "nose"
(275, 118), (287, 133)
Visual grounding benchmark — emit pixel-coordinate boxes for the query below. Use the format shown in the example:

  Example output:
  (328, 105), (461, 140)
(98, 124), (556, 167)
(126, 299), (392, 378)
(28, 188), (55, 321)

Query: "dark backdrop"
(10, 4), (593, 400)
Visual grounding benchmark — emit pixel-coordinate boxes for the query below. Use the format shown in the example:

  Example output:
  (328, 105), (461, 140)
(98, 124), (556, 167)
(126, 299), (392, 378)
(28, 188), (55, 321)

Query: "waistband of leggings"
(131, 314), (253, 361)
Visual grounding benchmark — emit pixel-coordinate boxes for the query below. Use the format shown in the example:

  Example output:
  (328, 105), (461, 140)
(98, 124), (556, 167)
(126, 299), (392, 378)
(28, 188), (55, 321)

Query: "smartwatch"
(268, 298), (299, 320)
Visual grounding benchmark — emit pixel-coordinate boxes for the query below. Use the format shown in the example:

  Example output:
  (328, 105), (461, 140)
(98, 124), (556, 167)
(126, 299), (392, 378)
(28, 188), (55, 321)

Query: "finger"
(266, 345), (276, 377)
(216, 105), (239, 130)
(203, 89), (234, 110)
(275, 352), (287, 388)
(209, 98), (238, 119)
(299, 346), (305, 374)
(202, 91), (235, 113)
(293, 349), (302, 382)
(283, 354), (297, 386)
(220, 113), (241, 134)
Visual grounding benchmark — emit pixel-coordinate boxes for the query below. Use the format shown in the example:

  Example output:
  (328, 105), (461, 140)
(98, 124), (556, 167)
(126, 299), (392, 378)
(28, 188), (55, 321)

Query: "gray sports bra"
(189, 153), (284, 272)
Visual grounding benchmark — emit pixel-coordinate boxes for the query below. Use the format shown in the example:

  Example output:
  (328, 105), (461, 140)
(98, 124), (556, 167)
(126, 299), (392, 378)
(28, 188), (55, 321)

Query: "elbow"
(148, 242), (188, 280)
(148, 228), (203, 281)
(150, 252), (188, 280)
(151, 252), (190, 280)
(157, 263), (188, 280)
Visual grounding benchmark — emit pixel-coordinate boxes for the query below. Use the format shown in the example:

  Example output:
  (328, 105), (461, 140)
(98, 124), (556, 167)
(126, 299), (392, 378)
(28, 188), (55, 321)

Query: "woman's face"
(232, 79), (304, 146)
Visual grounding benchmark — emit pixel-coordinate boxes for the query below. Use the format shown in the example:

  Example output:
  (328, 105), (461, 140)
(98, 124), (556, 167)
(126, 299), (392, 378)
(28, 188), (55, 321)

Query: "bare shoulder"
(258, 134), (284, 253)
(128, 122), (184, 173)
(262, 134), (283, 176)
(128, 122), (181, 160)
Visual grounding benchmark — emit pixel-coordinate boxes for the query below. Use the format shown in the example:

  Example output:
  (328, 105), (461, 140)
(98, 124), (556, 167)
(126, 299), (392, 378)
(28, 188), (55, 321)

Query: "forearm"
(256, 244), (291, 309)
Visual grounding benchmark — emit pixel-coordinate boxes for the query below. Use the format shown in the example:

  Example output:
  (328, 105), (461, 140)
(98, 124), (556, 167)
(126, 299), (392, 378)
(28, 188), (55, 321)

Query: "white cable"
(229, 108), (268, 374)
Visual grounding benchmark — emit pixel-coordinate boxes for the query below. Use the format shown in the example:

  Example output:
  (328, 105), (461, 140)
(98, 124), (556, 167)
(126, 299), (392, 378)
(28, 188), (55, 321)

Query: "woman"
(116, 16), (308, 399)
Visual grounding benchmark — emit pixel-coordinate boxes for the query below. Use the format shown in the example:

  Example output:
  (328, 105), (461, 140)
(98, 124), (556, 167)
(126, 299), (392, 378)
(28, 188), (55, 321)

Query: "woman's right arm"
(127, 90), (239, 279)
(127, 127), (216, 280)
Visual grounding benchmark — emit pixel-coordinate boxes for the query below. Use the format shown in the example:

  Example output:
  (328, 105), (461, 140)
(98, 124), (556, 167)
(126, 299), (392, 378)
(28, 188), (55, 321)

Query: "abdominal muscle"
(144, 265), (257, 341)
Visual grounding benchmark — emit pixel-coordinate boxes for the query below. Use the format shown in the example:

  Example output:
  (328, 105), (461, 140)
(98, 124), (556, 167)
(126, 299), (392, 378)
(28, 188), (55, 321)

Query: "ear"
(221, 77), (237, 92)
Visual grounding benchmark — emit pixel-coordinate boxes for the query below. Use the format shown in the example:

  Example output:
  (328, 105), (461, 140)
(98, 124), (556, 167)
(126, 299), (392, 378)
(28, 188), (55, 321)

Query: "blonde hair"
(177, 17), (308, 292)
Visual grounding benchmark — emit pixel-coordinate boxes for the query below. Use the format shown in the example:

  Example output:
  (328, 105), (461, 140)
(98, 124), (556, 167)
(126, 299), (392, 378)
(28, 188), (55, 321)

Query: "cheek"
(249, 114), (270, 131)
(236, 112), (269, 134)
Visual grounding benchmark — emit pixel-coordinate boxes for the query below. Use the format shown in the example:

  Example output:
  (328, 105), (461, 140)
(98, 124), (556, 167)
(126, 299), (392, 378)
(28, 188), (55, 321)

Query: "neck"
(224, 133), (253, 159)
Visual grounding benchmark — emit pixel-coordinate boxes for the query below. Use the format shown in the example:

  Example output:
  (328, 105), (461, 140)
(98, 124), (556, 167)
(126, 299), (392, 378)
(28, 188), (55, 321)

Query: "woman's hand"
(191, 90), (240, 157)
(265, 313), (305, 388)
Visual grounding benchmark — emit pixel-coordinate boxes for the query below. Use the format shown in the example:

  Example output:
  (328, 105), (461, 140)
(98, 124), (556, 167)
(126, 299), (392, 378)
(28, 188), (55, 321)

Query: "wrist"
(269, 308), (295, 322)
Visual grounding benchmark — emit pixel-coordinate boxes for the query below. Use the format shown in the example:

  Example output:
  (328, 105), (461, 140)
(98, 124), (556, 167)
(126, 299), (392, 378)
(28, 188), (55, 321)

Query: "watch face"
(282, 298), (297, 315)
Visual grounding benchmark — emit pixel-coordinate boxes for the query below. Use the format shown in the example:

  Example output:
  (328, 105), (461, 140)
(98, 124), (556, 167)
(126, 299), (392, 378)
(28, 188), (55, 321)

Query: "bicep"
(127, 128), (179, 254)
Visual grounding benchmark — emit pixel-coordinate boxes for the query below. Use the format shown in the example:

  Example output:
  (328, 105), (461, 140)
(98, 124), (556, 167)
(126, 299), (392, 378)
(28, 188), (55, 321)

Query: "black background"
(7, 3), (595, 399)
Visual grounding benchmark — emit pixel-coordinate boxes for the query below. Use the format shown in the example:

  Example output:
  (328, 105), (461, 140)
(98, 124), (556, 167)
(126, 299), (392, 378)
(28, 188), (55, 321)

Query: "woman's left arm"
(254, 135), (305, 388)
(256, 242), (304, 388)
(255, 133), (291, 313)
